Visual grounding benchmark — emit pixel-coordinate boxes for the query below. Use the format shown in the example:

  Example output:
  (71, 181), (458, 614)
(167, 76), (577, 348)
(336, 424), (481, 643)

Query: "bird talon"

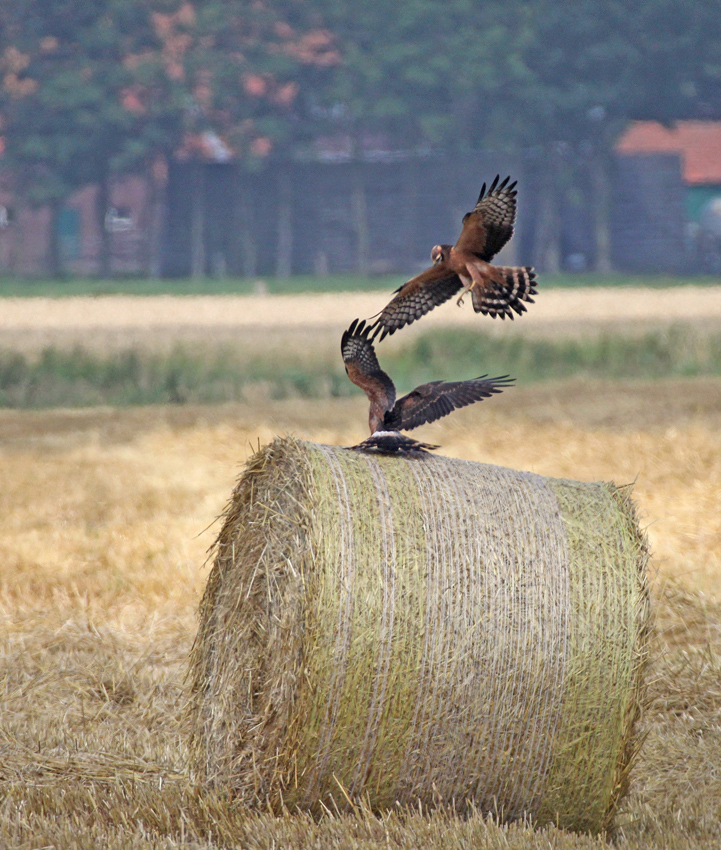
(456, 285), (473, 307)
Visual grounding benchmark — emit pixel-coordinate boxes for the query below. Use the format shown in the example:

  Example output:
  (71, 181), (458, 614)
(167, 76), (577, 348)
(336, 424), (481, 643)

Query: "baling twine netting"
(188, 437), (651, 833)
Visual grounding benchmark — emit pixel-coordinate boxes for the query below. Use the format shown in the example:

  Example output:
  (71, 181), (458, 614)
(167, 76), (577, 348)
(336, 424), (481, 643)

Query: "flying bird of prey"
(342, 318), (514, 454)
(370, 175), (537, 341)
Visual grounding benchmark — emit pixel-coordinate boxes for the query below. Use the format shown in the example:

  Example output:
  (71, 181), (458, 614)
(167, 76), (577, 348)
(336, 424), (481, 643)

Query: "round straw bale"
(188, 437), (650, 833)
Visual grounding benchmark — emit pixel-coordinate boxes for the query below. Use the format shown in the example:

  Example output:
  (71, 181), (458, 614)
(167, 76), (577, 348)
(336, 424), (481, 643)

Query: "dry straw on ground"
(1, 395), (721, 848)
(189, 437), (651, 833)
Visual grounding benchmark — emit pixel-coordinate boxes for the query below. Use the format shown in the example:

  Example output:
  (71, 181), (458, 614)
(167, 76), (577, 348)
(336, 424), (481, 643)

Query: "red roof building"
(616, 121), (721, 185)
(617, 121), (721, 230)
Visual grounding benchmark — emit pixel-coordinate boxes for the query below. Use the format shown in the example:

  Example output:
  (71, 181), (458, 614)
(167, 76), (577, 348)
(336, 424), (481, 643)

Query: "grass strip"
(1, 325), (720, 409)
(0, 273), (718, 298)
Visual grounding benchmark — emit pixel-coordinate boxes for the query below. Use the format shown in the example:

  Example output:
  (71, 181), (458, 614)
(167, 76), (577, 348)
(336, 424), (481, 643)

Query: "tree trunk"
(145, 159), (166, 278)
(226, 167), (242, 276)
(47, 200), (62, 279)
(96, 170), (112, 278)
(190, 162), (206, 279)
(590, 152), (613, 274)
(275, 168), (293, 278)
(352, 164), (369, 274)
(238, 177), (257, 278)
(534, 149), (561, 274)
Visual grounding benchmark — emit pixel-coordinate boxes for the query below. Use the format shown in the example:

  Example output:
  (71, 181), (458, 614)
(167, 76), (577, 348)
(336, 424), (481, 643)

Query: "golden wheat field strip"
(1, 286), (720, 332)
(2, 286), (720, 356)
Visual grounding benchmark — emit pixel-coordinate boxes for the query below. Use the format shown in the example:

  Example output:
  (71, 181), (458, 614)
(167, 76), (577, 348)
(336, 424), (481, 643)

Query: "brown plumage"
(341, 318), (513, 454)
(370, 175), (537, 341)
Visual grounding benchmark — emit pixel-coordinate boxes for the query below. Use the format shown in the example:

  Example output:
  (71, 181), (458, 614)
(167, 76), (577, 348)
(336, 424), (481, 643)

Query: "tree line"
(1, 0), (720, 276)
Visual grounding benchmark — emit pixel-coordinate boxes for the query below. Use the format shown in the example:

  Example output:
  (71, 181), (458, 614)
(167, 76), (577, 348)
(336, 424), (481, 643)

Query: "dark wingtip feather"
(342, 317), (370, 355)
(484, 374), (516, 386)
(477, 174), (516, 205)
(471, 374), (516, 394)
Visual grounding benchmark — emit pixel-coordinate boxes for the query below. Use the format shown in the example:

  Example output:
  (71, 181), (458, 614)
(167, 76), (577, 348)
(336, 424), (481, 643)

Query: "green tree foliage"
(0, 0), (186, 274)
(0, 0), (190, 189)
(621, 0), (721, 123)
(475, 0), (721, 147)
(302, 0), (717, 273)
(310, 0), (720, 153)
(310, 0), (527, 151)
(0, 0), (338, 275)
(1, 0), (720, 276)
(449, 0), (721, 271)
(149, 0), (338, 160)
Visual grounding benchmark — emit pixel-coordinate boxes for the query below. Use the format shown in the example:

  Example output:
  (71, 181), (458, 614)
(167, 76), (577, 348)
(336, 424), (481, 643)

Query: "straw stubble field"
(1, 376), (720, 848)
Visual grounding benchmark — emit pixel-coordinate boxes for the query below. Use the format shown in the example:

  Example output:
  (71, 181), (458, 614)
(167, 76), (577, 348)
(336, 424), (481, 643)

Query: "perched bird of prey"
(370, 175), (537, 341)
(342, 318), (514, 455)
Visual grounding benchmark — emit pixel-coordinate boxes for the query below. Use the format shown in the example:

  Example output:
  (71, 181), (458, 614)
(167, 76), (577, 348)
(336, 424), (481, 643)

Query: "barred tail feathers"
(471, 266), (537, 318)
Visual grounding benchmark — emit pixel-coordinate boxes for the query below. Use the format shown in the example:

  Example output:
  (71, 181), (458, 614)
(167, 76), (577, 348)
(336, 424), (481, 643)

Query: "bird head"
(431, 244), (450, 265)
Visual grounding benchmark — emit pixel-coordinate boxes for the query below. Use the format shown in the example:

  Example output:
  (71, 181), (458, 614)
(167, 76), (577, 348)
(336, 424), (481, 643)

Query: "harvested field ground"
(1, 379), (721, 847)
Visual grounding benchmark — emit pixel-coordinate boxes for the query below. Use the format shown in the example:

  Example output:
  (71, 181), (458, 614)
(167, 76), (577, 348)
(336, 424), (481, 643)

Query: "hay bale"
(188, 437), (650, 833)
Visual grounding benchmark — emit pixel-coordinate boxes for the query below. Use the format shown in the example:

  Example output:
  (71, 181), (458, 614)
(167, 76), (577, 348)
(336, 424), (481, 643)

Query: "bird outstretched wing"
(341, 318), (396, 410)
(369, 264), (462, 341)
(453, 175), (518, 261)
(385, 374), (515, 431)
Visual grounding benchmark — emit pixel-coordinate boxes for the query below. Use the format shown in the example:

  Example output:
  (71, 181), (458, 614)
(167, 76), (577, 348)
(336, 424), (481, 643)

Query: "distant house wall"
(0, 173), (52, 275)
(0, 173), (153, 277)
(64, 177), (152, 276)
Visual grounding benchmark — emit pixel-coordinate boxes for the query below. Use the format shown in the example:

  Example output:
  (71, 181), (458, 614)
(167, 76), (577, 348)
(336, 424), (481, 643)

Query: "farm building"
(617, 121), (721, 273)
